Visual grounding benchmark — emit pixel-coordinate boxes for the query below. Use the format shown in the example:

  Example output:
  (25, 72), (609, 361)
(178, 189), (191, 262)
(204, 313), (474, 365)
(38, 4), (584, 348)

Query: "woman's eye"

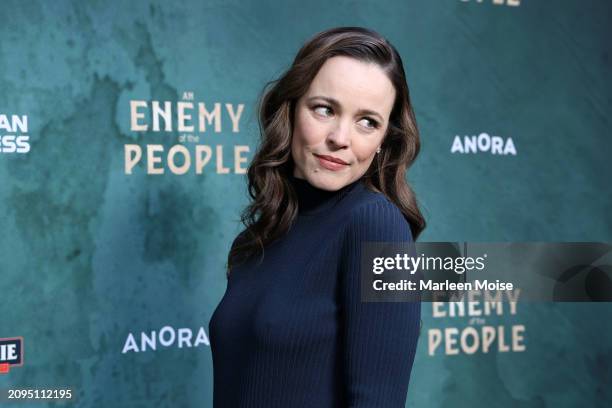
(312, 105), (379, 130)
(359, 117), (379, 130)
(313, 105), (333, 117)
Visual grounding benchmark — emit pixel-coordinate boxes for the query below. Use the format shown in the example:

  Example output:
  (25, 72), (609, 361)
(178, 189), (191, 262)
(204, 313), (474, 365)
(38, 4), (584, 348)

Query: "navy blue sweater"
(209, 174), (421, 407)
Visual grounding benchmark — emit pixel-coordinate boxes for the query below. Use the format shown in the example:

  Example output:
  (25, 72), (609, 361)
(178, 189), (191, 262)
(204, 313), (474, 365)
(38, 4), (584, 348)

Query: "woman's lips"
(314, 154), (349, 171)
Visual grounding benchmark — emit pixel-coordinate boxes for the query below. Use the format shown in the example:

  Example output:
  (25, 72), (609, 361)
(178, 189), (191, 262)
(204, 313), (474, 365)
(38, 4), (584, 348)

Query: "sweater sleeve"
(338, 198), (421, 408)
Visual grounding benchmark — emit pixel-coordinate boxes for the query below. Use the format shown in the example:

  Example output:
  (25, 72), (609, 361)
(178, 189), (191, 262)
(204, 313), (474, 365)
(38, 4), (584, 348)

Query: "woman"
(209, 26), (425, 407)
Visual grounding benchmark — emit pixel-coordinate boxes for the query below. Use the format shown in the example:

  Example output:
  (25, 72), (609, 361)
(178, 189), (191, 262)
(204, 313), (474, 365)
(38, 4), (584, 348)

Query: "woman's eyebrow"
(306, 95), (384, 122)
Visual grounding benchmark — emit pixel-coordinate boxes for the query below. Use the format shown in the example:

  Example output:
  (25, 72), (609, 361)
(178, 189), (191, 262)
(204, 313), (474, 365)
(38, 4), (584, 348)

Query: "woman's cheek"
(351, 142), (373, 163)
(304, 123), (323, 145)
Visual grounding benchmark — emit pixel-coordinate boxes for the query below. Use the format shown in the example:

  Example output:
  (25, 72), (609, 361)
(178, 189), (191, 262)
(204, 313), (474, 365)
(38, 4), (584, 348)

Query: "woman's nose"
(326, 120), (351, 149)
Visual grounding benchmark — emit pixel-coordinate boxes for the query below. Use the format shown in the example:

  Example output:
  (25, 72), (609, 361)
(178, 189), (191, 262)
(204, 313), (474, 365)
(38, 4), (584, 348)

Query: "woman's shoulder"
(341, 185), (414, 242)
(347, 185), (395, 210)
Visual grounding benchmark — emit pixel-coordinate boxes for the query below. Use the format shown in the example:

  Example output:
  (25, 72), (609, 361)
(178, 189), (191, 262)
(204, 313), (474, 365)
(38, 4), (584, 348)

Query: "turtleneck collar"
(288, 173), (363, 216)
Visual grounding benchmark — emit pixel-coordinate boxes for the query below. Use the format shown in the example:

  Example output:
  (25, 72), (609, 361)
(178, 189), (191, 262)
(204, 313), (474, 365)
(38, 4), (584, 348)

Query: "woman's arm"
(339, 197), (421, 407)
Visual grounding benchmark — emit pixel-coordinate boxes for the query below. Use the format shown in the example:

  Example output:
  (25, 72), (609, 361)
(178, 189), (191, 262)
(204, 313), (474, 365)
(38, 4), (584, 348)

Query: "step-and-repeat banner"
(1, 0), (610, 406)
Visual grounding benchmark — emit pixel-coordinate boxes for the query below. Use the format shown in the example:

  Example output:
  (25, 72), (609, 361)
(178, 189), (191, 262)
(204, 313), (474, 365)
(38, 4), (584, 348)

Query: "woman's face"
(291, 55), (396, 191)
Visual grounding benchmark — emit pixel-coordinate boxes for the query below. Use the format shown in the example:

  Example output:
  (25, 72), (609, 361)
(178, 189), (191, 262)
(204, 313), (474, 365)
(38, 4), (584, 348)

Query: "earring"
(376, 147), (381, 154)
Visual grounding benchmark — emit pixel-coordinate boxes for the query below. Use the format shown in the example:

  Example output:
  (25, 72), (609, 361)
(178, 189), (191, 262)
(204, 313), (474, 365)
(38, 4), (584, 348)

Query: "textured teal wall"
(0, 0), (610, 406)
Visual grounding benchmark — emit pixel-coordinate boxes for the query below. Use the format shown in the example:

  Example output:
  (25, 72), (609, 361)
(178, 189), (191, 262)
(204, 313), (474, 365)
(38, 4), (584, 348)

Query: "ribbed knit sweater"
(208, 173), (421, 407)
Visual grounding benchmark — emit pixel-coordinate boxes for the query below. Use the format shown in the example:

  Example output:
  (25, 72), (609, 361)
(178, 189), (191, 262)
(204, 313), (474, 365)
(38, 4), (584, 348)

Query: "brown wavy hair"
(226, 26), (426, 276)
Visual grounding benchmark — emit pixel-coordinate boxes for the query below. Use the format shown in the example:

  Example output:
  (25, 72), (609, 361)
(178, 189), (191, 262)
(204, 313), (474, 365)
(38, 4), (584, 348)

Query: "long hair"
(226, 26), (426, 276)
